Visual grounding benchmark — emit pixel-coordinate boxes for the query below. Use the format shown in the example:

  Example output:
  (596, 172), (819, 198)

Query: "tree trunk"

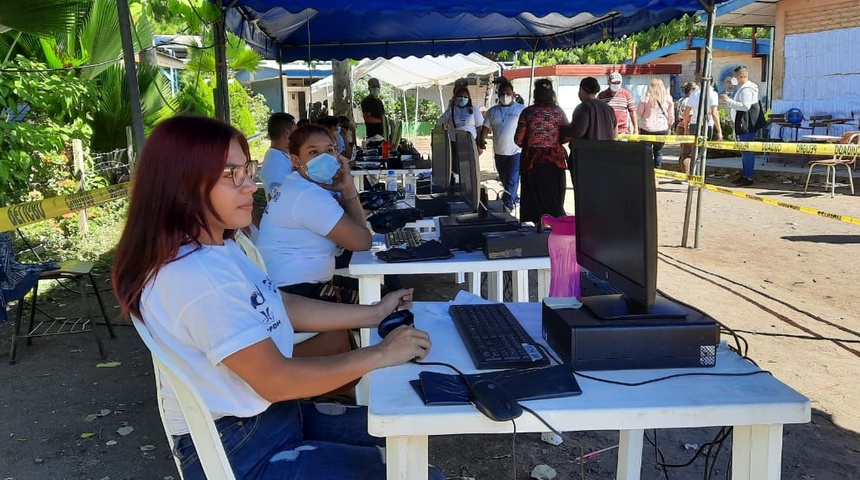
(331, 59), (354, 123)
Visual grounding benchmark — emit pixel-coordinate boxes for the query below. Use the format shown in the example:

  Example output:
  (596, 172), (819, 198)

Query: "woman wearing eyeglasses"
(112, 116), (440, 480)
(255, 124), (371, 302)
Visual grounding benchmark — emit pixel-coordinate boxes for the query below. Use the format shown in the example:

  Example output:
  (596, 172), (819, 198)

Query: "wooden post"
(72, 139), (88, 235)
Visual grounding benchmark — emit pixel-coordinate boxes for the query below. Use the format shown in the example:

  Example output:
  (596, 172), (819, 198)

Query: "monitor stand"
(581, 294), (688, 321)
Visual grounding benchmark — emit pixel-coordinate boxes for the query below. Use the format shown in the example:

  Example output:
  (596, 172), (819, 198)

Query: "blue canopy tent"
(222, 1), (719, 61)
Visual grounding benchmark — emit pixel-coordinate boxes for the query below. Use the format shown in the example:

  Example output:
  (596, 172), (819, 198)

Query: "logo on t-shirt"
(250, 284), (278, 328)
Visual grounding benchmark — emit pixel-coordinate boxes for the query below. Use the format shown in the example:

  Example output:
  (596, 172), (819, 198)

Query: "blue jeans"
(738, 131), (757, 179)
(173, 401), (445, 480)
(494, 152), (520, 210)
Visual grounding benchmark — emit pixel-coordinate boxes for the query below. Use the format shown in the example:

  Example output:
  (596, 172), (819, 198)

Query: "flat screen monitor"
(430, 125), (451, 190)
(454, 129), (479, 212)
(570, 140), (685, 320)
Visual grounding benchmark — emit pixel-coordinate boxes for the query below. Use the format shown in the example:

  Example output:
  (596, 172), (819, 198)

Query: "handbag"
(735, 100), (766, 135)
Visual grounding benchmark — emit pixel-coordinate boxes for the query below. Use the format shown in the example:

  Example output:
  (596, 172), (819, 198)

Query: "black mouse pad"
(409, 365), (582, 405)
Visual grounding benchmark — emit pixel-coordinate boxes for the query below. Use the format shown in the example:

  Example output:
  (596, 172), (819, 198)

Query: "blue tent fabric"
(223, 1), (720, 61)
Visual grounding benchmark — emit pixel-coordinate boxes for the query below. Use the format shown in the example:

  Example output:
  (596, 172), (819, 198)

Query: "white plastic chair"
(132, 318), (237, 480)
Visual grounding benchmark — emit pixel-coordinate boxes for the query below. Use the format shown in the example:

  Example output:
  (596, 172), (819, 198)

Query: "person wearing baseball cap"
(598, 71), (638, 135)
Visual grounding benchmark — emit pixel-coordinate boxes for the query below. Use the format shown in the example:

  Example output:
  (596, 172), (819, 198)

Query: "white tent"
(310, 53), (499, 99)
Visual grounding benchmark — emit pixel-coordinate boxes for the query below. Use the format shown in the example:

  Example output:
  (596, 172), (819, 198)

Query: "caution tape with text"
(653, 169), (860, 226)
(0, 183), (130, 233)
(621, 134), (860, 156)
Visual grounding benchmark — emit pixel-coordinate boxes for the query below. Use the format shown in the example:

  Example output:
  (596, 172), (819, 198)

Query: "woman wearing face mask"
(438, 86), (485, 179)
(256, 124), (371, 301)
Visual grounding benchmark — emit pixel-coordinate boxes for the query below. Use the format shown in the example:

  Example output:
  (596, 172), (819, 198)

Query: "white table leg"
(358, 274), (384, 305)
(386, 435), (429, 480)
(456, 272), (465, 284)
(486, 271), (503, 301)
(616, 429), (644, 480)
(356, 274), (384, 406)
(468, 271), (480, 297)
(732, 424), (784, 480)
(512, 270), (528, 302)
(353, 175), (362, 192)
(536, 268), (550, 301)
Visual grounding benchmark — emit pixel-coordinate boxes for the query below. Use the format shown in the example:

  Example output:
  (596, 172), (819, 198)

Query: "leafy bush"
(0, 57), (95, 205)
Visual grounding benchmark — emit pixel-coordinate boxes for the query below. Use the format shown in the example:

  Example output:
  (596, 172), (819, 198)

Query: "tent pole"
(213, 1), (230, 123)
(414, 86), (420, 141)
(116, 0), (145, 155)
(681, 1), (716, 248)
(527, 45), (538, 105)
(278, 50), (286, 112)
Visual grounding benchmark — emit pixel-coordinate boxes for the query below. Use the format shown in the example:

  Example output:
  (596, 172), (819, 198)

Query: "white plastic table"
(347, 246), (550, 305)
(367, 302), (811, 480)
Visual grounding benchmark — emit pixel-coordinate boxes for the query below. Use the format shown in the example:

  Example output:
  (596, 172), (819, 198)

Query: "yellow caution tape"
(0, 183), (130, 233)
(654, 168), (705, 185)
(698, 183), (860, 225)
(705, 140), (860, 156)
(619, 134), (696, 144)
(621, 135), (860, 156)
(652, 171), (860, 226)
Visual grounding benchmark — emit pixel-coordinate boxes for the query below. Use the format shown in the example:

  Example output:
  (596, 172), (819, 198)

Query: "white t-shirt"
(482, 103), (525, 155)
(256, 171), (345, 286)
(259, 147), (291, 196)
(139, 240), (294, 435)
(686, 88), (719, 126)
(440, 105), (484, 141)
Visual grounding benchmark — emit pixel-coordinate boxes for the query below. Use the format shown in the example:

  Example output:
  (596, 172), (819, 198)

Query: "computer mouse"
(377, 309), (415, 338)
(469, 379), (523, 422)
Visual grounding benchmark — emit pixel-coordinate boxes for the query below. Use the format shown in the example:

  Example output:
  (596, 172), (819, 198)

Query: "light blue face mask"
(456, 97), (469, 107)
(303, 152), (340, 184)
(370, 88), (381, 96)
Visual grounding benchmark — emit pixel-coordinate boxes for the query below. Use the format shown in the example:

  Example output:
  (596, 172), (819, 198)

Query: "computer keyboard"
(449, 304), (550, 370)
(385, 227), (423, 248)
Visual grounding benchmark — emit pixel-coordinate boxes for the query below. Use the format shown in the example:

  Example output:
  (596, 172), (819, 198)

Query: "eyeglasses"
(222, 161), (258, 187)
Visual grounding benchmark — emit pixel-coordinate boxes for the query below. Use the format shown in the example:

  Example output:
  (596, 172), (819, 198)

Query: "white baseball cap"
(609, 72), (622, 84)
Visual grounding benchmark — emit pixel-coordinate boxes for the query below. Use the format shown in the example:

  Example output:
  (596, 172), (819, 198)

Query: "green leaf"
(80, 432), (97, 438)
(96, 361), (121, 368)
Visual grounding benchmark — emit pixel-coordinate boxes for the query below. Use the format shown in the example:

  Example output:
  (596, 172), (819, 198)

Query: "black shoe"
(735, 177), (754, 187)
(731, 176), (745, 185)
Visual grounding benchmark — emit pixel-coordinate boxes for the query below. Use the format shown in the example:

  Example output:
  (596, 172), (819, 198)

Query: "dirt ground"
(2, 143), (860, 480)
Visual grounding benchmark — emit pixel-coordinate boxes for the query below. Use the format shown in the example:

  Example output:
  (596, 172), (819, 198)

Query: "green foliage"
(506, 15), (771, 67)
(246, 88), (272, 137)
(0, 57), (94, 205)
(18, 198), (128, 266)
(228, 80), (255, 136)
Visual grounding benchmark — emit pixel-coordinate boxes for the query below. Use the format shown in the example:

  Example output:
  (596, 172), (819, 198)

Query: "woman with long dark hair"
(439, 86), (485, 179)
(514, 79), (570, 225)
(112, 116), (440, 480)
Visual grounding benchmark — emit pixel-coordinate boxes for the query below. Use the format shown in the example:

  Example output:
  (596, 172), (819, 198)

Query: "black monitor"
(454, 129), (480, 211)
(430, 126), (451, 190)
(570, 140), (685, 320)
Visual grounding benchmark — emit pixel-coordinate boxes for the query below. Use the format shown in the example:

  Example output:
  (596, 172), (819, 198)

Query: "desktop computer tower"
(439, 212), (521, 250)
(541, 300), (719, 371)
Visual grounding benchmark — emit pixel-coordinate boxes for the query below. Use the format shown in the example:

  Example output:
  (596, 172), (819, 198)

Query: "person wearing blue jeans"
(479, 80), (525, 211)
(721, 65), (760, 186)
(113, 116), (442, 480)
(174, 401), (446, 480)
(738, 131), (757, 182)
(494, 152), (520, 210)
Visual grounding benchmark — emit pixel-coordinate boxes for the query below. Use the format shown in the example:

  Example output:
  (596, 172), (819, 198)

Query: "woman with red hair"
(112, 116), (441, 480)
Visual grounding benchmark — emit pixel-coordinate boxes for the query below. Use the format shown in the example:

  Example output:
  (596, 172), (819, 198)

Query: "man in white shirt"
(259, 112), (296, 196)
(478, 80), (524, 210)
(721, 65), (761, 186)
